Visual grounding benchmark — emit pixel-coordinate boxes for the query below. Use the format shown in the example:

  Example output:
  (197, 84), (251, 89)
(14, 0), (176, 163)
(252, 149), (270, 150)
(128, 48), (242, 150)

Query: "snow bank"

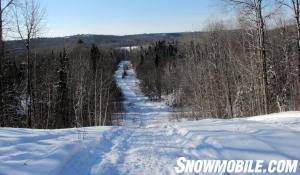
(1, 112), (300, 175)
(0, 127), (110, 175)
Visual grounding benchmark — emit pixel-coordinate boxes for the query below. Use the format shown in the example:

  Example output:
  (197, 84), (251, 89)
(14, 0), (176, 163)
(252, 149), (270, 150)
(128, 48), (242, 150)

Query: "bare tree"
(0, 0), (14, 54)
(14, 0), (45, 127)
(277, 0), (300, 110)
(278, 0), (300, 80)
(224, 0), (271, 114)
(0, 0), (15, 126)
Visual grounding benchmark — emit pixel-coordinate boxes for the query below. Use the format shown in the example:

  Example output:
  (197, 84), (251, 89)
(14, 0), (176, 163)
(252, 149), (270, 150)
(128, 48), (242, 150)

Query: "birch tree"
(14, 0), (45, 127)
(224, 0), (271, 114)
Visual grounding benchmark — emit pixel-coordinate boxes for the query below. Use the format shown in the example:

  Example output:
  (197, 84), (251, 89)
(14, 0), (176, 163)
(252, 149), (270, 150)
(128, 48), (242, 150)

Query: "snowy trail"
(61, 61), (181, 175)
(1, 61), (300, 175)
(114, 61), (174, 127)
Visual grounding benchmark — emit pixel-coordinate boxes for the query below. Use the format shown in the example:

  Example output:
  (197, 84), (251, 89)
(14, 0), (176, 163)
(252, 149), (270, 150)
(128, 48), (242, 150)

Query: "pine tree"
(140, 54), (144, 65)
(55, 49), (70, 128)
(1, 58), (21, 127)
(91, 44), (100, 72)
(155, 54), (159, 68)
(78, 38), (84, 44)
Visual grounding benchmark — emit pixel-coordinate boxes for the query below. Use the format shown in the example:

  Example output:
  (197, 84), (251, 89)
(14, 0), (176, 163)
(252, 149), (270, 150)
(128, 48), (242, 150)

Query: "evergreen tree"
(91, 44), (100, 72)
(155, 54), (159, 68)
(140, 54), (144, 65)
(55, 49), (70, 128)
(0, 58), (22, 127)
(78, 38), (84, 44)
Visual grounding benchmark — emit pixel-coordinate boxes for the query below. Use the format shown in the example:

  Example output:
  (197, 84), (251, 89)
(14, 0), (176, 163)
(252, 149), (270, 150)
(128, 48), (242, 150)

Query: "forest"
(0, 0), (124, 128)
(0, 0), (300, 128)
(131, 0), (300, 119)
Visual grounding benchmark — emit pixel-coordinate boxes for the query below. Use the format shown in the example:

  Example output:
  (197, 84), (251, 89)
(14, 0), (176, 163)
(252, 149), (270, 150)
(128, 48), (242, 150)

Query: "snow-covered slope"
(0, 61), (300, 175)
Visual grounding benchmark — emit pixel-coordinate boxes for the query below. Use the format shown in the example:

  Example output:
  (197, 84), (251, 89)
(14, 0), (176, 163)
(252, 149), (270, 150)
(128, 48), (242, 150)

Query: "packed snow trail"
(114, 61), (174, 127)
(0, 61), (300, 175)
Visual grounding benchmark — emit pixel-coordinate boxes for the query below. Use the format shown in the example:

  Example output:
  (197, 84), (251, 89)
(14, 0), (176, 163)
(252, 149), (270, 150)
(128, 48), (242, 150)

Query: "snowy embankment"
(0, 61), (300, 175)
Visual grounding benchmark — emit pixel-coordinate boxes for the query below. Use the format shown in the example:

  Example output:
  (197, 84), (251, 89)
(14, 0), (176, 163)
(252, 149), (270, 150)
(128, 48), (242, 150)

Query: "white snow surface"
(0, 61), (300, 175)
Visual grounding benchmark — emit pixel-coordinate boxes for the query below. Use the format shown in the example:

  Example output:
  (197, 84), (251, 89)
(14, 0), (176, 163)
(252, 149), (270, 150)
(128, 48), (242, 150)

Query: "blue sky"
(44, 0), (226, 37)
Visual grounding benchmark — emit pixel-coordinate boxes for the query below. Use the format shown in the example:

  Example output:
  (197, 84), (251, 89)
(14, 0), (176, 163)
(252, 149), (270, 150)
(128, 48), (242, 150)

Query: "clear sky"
(43, 0), (227, 37)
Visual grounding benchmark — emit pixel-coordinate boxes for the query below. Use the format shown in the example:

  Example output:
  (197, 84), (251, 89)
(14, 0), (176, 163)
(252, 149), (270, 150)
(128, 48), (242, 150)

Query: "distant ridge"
(5, 32), (188, 50)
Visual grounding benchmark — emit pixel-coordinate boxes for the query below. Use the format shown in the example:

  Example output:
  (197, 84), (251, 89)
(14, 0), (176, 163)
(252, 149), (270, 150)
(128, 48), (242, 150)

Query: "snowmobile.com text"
(174, 157), (299, 174)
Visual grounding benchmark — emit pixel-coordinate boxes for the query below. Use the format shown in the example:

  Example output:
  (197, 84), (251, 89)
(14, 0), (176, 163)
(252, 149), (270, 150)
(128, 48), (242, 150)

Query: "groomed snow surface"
(1, 61), (300, 175)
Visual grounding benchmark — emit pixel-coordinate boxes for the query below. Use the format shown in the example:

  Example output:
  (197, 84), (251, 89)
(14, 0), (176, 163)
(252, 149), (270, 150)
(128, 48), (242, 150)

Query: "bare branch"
(1, 0), (15, 14)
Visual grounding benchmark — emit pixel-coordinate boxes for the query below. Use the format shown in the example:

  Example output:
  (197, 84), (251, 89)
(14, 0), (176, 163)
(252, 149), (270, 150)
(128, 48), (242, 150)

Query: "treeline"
(132, 16), (300, 118)
(1, 42), (124, 128)
(0, 0), (125, 129)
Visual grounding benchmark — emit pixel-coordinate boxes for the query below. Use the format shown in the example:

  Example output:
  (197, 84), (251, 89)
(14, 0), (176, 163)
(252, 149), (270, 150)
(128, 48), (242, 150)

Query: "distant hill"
(5, 33), (185, 51)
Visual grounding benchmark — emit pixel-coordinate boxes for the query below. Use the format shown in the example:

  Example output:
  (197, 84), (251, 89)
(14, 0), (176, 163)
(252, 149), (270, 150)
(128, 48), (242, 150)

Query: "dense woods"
(1, 42), (124, 128)
(0, 0), (124, 129)
(1, 0), (300, 128)
(131, 1), (300, 119)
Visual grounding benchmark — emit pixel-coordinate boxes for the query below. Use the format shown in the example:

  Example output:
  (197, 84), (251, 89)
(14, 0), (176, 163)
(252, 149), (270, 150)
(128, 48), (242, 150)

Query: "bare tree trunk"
(87, 91), (91, 126)
(292, 0), (300, 110)
(0, 0), (2, 59)
(292, 0), (300, 80)
(99, 73), (103, 126)
(0, 0), (3, 124)
(46, 86), (51, 129)
(79, 58), (84, 127)
(32, 52), (38, 128)
(103, 88), (110, 126)
(256, 0), (269, 114)
(26, 39), (32, 128)
(94, 69), (97, 126)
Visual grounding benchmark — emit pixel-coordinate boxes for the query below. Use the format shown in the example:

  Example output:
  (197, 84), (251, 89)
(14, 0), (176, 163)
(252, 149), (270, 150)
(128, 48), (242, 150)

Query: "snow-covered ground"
(114, 61), (174, 127)
(118, 46), (139, 52)
(0, 61), (300, 175)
